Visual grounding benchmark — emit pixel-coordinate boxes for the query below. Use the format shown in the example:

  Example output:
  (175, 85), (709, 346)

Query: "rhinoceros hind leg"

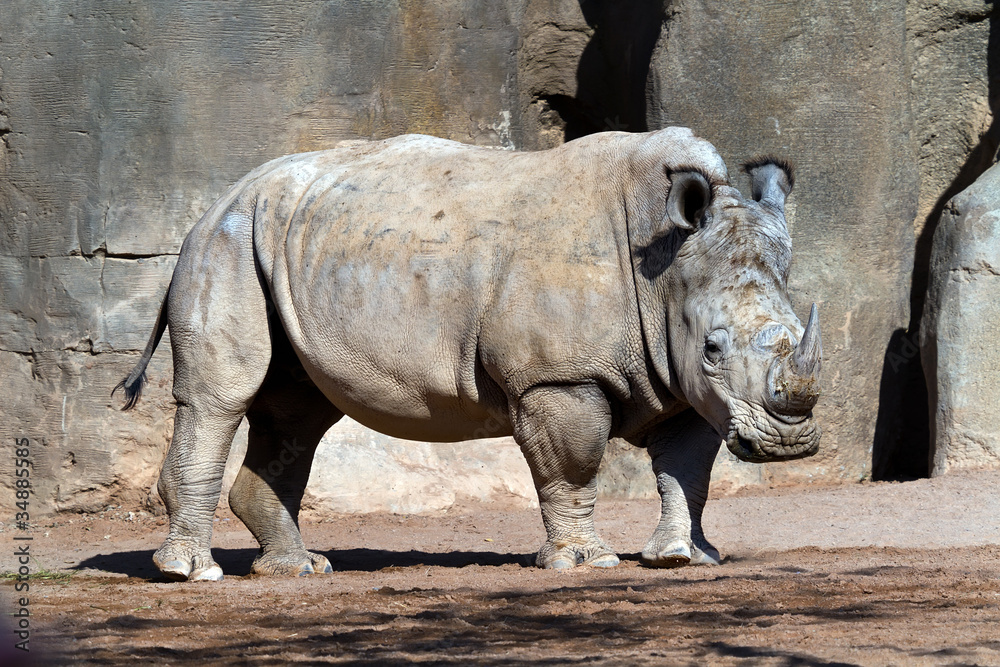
(152, 401), (259, 583)
(228, 336), (343, 577)
(514, 384), (619, 570)
(152, 208), (276, 582)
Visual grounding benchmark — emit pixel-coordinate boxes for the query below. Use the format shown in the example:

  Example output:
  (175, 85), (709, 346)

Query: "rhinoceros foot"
(153, 541), (224, 582)
(640, 538), (691, 568)
(251, 550), (333, 577)
(536, 539), (620, 570)
(640, 537), (721, 568)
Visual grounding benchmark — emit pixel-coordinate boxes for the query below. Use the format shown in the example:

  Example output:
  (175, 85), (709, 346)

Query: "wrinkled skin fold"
(115, 128), (821, 580)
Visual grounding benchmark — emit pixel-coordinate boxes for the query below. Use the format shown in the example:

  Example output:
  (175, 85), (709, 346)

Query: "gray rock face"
(871, 1), (1000, 480)
(921, 162), (1000, 476)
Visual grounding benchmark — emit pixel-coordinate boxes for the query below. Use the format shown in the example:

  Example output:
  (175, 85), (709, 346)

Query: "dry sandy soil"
(3, 469), (1000, 666)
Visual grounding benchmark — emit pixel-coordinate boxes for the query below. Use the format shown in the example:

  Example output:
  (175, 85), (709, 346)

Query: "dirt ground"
(4, 469), (1000, 666)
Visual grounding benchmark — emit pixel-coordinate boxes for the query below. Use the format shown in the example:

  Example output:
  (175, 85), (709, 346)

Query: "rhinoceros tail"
(113, 284), (170, 411)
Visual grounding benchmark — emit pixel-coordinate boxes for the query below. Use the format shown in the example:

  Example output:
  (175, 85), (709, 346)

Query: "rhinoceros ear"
(743, 157), (794, 212)
(664, 170), (712, 231)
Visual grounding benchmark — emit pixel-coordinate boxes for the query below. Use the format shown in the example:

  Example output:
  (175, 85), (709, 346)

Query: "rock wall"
(920, 163), (1000, 475)
(1, 0), (996, 516)
(881, 0), (1000, 477)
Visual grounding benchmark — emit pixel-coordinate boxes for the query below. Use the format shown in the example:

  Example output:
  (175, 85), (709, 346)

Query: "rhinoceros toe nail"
(645, 553), (690, 569)
(590, 554), (620, 568)
(159, 559), (192, 581)
(690, 549), (721, 566)
(640, 539), (693, 568)
(190, 565), (224, 581)
(546, 558), (575, 570)
(322, 563), (333, 574)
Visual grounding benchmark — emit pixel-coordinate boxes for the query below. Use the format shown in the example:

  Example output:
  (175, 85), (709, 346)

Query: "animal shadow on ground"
(52, 574), (909, 667)
(74, 548), (556, 579)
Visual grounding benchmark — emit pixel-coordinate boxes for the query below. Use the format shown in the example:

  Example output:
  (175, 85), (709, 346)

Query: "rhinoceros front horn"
(767, 303), (822, 417)
(792, 303), (822, 378)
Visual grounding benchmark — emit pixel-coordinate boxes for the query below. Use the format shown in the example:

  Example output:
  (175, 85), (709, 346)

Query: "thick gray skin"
(118, 128), (821, 580)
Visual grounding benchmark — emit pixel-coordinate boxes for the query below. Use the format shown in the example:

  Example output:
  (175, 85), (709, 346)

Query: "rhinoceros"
(116, 127), (821, 581)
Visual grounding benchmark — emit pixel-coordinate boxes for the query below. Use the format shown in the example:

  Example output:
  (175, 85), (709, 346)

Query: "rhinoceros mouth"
(764, 406), (811, 426)
(724, 409), (820, 463)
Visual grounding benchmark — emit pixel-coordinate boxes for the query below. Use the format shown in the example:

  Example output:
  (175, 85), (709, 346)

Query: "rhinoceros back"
(240, 135), (637, 441)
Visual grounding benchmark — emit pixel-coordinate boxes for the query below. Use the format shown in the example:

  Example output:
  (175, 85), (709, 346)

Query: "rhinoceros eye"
(704, 330), (729, 366)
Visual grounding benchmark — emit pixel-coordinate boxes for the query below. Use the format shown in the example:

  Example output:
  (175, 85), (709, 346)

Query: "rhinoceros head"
(629, 133), (821, 462)
(665, 158), (820, 461)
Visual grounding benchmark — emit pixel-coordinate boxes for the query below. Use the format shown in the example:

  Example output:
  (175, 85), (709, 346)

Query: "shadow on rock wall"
(873, 4), (1000, 480)
(543, 0), (666, 139)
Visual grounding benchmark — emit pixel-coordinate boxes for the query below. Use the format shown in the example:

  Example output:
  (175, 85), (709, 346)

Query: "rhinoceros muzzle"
(726, 304), (823, 462)
(725, 419), (820, 463)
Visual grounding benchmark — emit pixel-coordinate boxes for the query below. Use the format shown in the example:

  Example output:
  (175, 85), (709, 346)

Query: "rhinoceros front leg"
(641, 410), (722, 568)
(513, 384), (618, 569)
